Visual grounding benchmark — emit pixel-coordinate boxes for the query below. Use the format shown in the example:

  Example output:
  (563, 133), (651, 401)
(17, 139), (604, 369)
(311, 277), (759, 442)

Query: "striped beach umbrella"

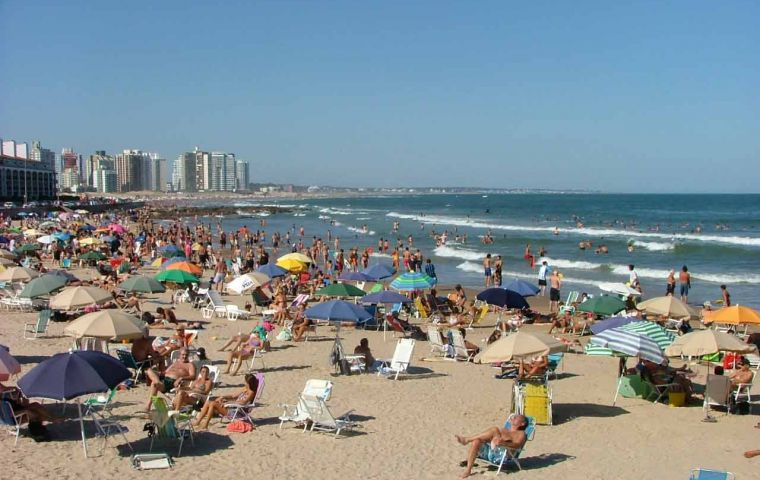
(589, 327), (665, 364)
(621, 321), (674, 350)
(389, 272), (436, 291)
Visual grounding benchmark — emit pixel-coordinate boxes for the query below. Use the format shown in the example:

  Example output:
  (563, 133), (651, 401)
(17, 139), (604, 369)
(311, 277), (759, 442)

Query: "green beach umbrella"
(14, 243), (41, 254)
(118, 275), (166, 294)
(154, 269), (199, 285)
(389, 272), (436, 291)
(19, 274), (68, 298)
(577, 295), (626, 317)
(315, 283), (367, 297)
(585, 321), (674, 358)
(79, 251), (107, 261)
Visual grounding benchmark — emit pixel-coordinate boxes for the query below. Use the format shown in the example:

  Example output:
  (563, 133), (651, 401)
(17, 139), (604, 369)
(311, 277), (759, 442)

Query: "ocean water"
(201, 194), (760, 308)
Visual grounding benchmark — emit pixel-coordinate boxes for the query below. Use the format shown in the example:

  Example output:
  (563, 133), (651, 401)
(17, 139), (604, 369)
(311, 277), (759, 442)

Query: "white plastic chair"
(279, 379), (333, 429)
(300, 395), (356, 438)
(377, 338), (415, 380)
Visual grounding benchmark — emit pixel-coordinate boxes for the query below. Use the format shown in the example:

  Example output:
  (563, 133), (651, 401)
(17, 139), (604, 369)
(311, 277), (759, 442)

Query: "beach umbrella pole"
(702, 365), (716, 423)
(78, 399), (89, 458)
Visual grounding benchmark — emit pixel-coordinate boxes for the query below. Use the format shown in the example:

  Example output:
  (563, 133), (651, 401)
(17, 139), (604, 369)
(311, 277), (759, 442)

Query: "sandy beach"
(1, 262), (757, 479)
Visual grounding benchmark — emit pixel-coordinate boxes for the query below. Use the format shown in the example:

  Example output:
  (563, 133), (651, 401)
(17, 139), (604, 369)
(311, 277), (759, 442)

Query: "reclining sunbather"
(455, 415), (528, 479)
(730, 359), (754, 387)
(224, 329), (265, 375)
(0, 382), (61, 423)
(192, 373), (258, 430)
(143, 348), (196, 411)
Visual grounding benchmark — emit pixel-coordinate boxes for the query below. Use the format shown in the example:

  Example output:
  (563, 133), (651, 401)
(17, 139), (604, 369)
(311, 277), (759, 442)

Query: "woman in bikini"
(172, 365), (213, 411)
(192, 373), (258, 429)
(224, 331), (264, 375)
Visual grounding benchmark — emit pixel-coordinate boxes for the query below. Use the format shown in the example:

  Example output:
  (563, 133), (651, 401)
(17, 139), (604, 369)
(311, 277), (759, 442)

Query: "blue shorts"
(485, 268), (492, 277)
(680, 284), (690, 296)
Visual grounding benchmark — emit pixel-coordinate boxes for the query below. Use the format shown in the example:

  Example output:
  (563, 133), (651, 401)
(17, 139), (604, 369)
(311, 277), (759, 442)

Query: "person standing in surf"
(538, 261), (549, 296)
(483, 254), (493, 287)
(549, 270), (561, 313)
(679, 265), (691, 303)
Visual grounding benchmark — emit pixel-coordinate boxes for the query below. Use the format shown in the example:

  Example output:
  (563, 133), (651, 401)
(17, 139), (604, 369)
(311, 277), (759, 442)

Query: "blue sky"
(1, 1), (758, 192)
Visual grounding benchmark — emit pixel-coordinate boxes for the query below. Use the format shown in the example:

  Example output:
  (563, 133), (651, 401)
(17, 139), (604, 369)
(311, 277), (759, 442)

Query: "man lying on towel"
(455, 415), (528, 478)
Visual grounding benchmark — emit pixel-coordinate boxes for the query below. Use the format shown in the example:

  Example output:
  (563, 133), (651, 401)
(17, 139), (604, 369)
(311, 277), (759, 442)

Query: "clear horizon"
(1, 1), (758, 194)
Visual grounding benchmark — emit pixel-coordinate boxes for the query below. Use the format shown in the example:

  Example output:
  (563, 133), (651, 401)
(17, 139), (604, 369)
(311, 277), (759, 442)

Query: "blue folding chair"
(689, 469), (735, 480)
(476, 415), (536, 474)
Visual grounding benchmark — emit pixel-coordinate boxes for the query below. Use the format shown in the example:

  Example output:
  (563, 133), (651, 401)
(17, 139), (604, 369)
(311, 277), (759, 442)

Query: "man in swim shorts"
(483, 254), (492, 287)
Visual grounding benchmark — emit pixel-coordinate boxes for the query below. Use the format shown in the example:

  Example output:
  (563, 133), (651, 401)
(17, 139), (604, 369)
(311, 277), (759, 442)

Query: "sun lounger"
(475, 414), (536, 474)
(202, 290), (229, 318)
(377, 338), (415, 380)
(225, 304), (252, 321)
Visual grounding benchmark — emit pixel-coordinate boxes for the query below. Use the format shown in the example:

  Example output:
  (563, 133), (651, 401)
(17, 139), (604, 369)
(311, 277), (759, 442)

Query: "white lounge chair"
(301, 394), (356, 438)
(279, 379), (334, 429)
(703, 375), (731, 415)
(733, 371), (756, 413)
(201, 291), (228, 319)
(377, 338), (415, 380)
(225, 304), (252, 321)
(426, 326), (449, 357)
(450, 329), (475, 362)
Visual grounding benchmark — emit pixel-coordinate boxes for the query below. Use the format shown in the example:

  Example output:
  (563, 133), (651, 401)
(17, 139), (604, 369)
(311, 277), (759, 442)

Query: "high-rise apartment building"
(94, 168), (117, 193)
(172, 152), (197, 192)
(235, 158), (249, 191)
(148, 154), (167, 191)
(0, 137), (57, 201)
(115, 149), (146, 192)
(85, 151), (114, 188)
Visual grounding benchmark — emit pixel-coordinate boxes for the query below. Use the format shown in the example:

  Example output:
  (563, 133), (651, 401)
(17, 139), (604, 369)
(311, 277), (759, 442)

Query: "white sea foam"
(385, 212), (760, 248)
(347, 226), (375, 235)
(455, 262), (598, 288)
(369, 252), (391, 258)
(608, 266), (760, 285)
(632, 240), (676, 252)
(540, 256), (601, 270)
(456, 261), (483, 273)
(434, 245), (489, 261)
(356, 217), (372, 220)
(319, 208), (354, 216)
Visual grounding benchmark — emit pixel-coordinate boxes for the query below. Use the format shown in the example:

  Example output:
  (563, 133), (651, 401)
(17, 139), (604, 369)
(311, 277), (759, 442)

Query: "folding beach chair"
(450, 329), (475, 362)
(0, 400), (29, 447)
(23, 309), (51, 339)
(377, 338), (415, 380)
(703, 375), (731, 415)
(149, 396), (194, 456)
(224, 372), (265, 424)
(427, 326), (449, 357)
(279, 379), (333, 429)
(475, 414), (536, 474)
(90, 410), (132, 455)
(300, 394), (356, 438)
(733, 371), (755, 413)
(116, 348), (151, 384)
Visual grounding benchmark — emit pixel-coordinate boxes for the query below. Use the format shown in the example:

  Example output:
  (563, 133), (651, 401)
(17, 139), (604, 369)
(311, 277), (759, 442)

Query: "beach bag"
(226, 419), (254, 433)
(276, 329), (292, 341)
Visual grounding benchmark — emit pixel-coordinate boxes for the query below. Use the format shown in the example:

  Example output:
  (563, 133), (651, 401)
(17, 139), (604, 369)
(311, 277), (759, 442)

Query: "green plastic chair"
(149, 396), (194, 456)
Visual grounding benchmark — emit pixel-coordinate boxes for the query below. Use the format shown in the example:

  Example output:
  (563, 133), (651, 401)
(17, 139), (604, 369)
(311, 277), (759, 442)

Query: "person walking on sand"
(549, 270), (561, 313)
(679, 265), (691, 303)
(483, 254), (492, 287)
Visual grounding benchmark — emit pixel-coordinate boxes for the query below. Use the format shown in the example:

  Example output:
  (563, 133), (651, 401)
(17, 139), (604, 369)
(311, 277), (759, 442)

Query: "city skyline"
(1, 1), (759, 193)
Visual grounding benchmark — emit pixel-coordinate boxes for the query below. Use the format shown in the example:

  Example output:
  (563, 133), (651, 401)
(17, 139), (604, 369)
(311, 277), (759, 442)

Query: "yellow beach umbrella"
(278, 252), (313, 264)
(191, 242), (203, 251)
(703, 305), (760, 325)
(276, 258), (308, 272)
(23, 229), (40, 237)
(151, 257), (166, 267)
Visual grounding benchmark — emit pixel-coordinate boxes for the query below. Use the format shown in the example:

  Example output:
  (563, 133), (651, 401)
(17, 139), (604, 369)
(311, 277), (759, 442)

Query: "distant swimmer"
(595, 245), (608, 254)
(485, 208), (490, 214)
(553, 227), (559, 235)
(578, 240), (593, 251)
(538, 246), (546, 257)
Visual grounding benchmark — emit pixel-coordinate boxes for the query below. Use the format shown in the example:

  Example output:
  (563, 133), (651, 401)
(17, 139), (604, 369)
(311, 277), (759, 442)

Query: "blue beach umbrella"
(304, 300), (372, 324)
(390, 272), (436, 291)
(502, 278), (540, 297)
(257, 263), (288, 278)
(53, 232), (72, 242)
(160, 256), (190, 269)
(476, 287), (529, 309)
(79, 224), (96, 232)
(361, 291), (412, 305)
(339, 271), (376, 282)
(362, 263), (396, 280)
(17, 350), (131, 457)
(159, 244), (185, 258)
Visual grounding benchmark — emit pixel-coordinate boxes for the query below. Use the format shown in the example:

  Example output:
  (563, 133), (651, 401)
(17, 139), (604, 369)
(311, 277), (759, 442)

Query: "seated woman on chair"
(291, 304), (312, 342)
(172, 365), (213, 411)
(192, 373), (259, 430)
(224, 328), (265, 375)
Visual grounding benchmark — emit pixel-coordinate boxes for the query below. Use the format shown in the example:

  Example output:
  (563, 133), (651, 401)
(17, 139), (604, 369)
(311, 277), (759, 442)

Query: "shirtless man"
(132, 331), (158, 369)
(549, 270), (561, 313)
(483, 254), (492, 287)
(679, 265), (691, 303)
(455, 415), (528, 478)
(730, 359), (754, 387)
(144, 348), (196, 411)
(213, 258), (227, 292)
